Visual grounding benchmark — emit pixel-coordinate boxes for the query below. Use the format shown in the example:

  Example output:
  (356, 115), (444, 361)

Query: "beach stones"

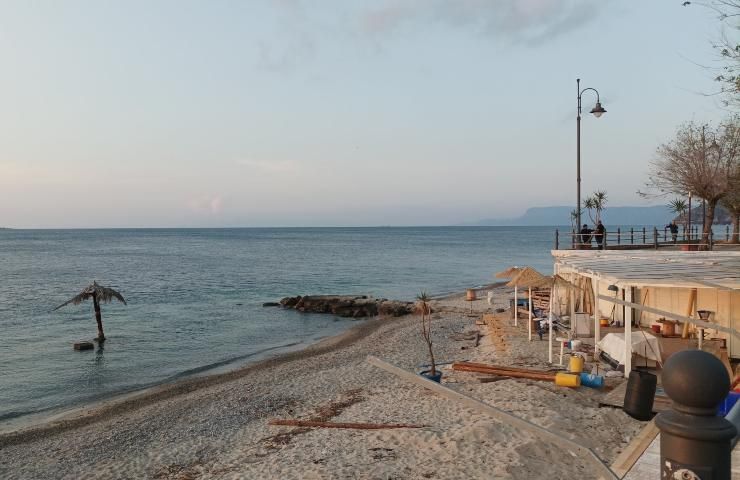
(277, 295), (415, 318)
(73, 341), (94, 351)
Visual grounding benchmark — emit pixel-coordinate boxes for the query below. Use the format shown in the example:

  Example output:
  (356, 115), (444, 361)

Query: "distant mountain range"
(465, 205), (732, 226)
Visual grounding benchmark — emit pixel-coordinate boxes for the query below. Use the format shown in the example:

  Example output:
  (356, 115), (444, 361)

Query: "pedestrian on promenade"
(594, 221), (606, 250)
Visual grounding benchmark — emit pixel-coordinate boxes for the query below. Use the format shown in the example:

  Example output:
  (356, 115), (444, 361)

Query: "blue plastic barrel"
(580, 372), (604, 389)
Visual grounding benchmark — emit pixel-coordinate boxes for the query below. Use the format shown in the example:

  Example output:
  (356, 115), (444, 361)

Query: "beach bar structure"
(552, 250), (740, 377)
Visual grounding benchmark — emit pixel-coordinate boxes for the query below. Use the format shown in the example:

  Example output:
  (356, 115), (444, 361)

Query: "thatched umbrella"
(495, 266), (523, 325)
(515, 274), (581, 363)
(53, 281), (127, 342)
(506, 267), (545, 341)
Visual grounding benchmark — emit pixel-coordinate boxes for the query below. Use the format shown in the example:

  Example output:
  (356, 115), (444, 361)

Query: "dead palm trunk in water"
(93, 293), (104, 341)
(54, 281), (126, 343)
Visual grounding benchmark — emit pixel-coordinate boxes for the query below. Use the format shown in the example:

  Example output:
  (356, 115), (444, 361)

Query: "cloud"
(188, 195), (223, 215)
(358, 0), (603, 46)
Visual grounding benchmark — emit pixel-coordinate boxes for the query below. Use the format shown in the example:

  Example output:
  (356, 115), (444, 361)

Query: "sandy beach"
(0, 286), (643, 479)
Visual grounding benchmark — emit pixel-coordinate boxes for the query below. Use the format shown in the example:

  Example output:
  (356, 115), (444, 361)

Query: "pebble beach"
(0, 287), (643, 479)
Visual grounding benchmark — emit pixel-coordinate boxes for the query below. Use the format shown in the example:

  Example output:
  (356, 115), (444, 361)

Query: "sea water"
(0, 226), (556, 423)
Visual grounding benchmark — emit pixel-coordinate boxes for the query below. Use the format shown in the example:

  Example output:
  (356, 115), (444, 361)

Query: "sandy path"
(0, 287), (642, 479)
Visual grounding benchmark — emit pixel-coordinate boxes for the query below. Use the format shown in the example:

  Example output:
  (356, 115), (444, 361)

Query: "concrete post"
(656, 350), (736, 479)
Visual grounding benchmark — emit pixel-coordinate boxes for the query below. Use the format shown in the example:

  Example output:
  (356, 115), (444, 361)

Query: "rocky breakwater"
(276, 295), (417, 319)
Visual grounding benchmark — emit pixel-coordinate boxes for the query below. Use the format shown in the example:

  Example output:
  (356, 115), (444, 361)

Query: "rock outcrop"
(277, 295), (417, 319)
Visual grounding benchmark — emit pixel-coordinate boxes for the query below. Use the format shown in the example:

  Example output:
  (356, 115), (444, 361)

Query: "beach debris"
(369, 447), (397, 460)
(268, 420), (425, 429)
(277, 295), (415, 318)
(449, 330), (479, 341)
(53, 281), (127, 343)
(477, 376), (509, 383)
(73, 341), (94, 351)
(452, 361), (557, 382)
(366, 355), (619, 480)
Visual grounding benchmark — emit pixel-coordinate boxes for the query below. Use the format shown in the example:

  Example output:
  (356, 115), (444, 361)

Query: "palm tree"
(668, 198), (689, 235)
(583, 196), (597, 224)
(583, 190), (608, 224)
(53, 281), (127, 342)
(416, 291), (436, 376)
(569, 209), (580, 232)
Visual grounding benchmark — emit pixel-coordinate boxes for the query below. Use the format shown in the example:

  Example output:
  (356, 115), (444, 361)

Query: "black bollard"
(656, 350), (737, 479)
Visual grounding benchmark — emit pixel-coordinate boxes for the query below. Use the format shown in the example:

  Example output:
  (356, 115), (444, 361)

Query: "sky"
(0, 0), (733, 228)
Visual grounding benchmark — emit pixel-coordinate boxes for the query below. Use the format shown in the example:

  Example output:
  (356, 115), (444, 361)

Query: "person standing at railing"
(667, 221), (679, 243)
(579, 224), (592, 248)
(594, 221), (606, 249)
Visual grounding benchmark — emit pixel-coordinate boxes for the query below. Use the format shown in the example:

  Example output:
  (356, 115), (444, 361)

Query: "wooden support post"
(528, 287), (533, 342)
(513, 285), (518, 326)
(624, 288), (633, 378)
(681, 288), (697, 339)
(594, 278), (601, 349)
(366, 355), (618, 480)
(548, 290), (554, 364)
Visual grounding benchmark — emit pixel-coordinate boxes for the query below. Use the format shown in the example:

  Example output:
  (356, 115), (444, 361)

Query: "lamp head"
(697, 310), (713, 321)
(590, 102), (606, 118)
(607, 284), (619, 292)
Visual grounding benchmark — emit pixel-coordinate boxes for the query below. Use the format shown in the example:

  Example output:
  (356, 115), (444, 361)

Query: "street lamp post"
(576, 78), (606, 239)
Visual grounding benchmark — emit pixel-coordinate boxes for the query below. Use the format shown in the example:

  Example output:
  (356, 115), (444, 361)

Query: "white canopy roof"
(552, 250), (740, 291)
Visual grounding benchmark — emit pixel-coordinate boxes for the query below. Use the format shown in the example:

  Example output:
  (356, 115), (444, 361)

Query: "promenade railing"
(554, 226), (739, 251)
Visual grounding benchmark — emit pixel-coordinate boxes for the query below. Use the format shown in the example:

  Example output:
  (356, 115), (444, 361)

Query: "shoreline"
(0, 314), (393, 447)
(1, 284), (499, 438)
(0, 287), (643, 479)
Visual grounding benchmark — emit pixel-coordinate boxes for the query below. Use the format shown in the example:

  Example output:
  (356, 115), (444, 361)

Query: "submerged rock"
(277, 295), (417, 318)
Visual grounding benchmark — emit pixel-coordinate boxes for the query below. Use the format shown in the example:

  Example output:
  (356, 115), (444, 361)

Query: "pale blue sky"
(0, 0), (731, 227)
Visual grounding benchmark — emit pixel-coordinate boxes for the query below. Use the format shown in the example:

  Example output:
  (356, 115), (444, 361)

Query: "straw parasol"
(494, 266), (522, 279)
(495, 266), (525, 326)
(505, 267), (544, 288)
(505, 267), (544, 341)
(518, 274), (581, 363)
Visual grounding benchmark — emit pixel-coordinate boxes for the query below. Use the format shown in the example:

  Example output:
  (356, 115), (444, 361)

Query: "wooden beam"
(596, 295), (740, 338)
(610, 420), (659, 479)
(268, 419), (424, 429)
(366, 355), (618, 480)
(681, 288), (697, 339)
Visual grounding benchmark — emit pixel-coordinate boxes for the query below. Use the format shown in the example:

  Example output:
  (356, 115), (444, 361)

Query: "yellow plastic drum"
(554, 372), (581, 387)
(599, 318), (609, 327)
(569, 355), (584, 374)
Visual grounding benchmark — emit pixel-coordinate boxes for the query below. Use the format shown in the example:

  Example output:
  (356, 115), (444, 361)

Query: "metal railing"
(554, 226), (739, 251)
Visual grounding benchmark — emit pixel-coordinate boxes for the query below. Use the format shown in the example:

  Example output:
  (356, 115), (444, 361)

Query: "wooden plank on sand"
(268, 419), (424, 429)
(610, 419), (659, 479)
(366, 355), (618, 480)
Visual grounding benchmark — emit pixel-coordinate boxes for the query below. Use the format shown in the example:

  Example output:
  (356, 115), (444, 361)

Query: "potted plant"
(417, 291), (441, 382)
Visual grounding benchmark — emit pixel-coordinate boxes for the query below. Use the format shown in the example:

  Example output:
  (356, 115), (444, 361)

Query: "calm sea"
(0, 227), (557, 424)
